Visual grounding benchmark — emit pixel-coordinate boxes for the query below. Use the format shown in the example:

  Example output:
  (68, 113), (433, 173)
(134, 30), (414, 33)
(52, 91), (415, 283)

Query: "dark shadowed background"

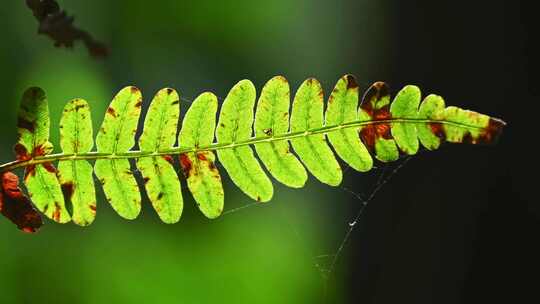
(0, 1), (536, 303)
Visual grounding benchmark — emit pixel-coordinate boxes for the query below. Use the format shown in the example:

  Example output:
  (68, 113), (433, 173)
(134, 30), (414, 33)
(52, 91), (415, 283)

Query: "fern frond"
(0, 75), (506, 232)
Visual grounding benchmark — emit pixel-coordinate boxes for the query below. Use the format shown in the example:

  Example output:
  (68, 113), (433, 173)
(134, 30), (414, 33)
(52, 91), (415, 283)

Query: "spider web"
(218, 154), (413, 291)
(169, 94), (415, 295)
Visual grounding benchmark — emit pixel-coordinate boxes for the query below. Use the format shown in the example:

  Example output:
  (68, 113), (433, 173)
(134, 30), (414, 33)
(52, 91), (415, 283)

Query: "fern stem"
(0, 118), (481, 173)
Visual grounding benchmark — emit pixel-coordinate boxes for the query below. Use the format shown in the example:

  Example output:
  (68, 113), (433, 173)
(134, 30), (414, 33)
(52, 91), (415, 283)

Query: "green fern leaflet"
(0, 75), (505, 232)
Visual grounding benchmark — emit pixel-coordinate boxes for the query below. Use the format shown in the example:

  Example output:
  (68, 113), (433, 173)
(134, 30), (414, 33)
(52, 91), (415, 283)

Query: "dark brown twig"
(25, 0), (108, 58)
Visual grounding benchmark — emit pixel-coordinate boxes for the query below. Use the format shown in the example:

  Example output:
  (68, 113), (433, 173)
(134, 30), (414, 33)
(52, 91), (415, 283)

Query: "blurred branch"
(25, 0), (108, 58)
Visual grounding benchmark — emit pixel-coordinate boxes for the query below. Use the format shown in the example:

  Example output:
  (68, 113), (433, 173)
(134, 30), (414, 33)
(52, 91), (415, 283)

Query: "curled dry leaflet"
(0, 75), (505, 232)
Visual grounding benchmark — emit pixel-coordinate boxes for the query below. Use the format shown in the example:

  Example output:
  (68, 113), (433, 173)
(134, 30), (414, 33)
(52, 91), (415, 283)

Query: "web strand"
(222, 201), (261, 215)
(324, 156), (413, 277)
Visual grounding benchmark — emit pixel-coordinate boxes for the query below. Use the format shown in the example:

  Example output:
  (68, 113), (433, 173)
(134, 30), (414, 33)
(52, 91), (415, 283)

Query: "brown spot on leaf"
(256, 196), (261, 202)
(162, 155), (174, 164)
(263, 128), (273, 136)
(33, 144), (48, 157)
(359, 125), (377, 149)
(166, 88), (174, 95)
(130, 87), (140, 94)
(171, 99), (180, 105)
(52, 203), (62, 222)
(61, 182), (75, 199)
(106, 107), (117, 117)
(197, 153), (207, 161)
(208, 161), (216, 171)
(89, 204), (96, 214)
(328, 95), (335, 104)
(43, 162), (57, 173)
(317, 87), (324, 99)
(476, 118), (506, 144)
(462, 132), (474, 144)
(75, 104), (86, 111)
(17, 117), (35, 132)
(179, 153), (192, 177)
(14, 143), (31, 161)
(24, 165), (36, 181)
(429, 123), (446, 140)
(359, 82), (392, 149)
(135, 100), (143, 108)
(428, 117), (505, 145)
(29, 87), (41, 98)
(359, 105), (392, 150)
(345, 75), (359, 90)
(361, 82), (389, 113)
(157, 192), (164, 200)
(143, 177), (150, 184)
(0, 172), (43, 233)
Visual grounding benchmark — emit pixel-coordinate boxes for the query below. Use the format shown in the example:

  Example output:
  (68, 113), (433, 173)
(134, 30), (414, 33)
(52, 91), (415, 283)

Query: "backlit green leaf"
(15, 87), (69, 223)
(216, 80), (273, 202)
(290, 79), (342, 186)
(254, 76), (307, 188)
(441, 106), (501, 144)
(58, 99), (96, 226)
(178, 92), (224, 219)
(94, 86), (142, 220)
(417, 94), (446, 150)
(325, 75), (372, 172)
(137, 88), (183, 224)
(390, 85), (421, 155)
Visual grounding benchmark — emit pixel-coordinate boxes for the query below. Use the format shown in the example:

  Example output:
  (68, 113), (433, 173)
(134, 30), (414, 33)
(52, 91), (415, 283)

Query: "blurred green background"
(0, 1), (391, 303)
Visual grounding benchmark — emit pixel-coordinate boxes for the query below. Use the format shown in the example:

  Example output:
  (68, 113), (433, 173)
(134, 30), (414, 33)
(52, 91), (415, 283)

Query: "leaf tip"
(23, 86), (46, 99)
(477, 117), (506, 145)
(271, 75), (288, 83)
(343, 74), (359, 90)
(361, 82), (390, 107)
